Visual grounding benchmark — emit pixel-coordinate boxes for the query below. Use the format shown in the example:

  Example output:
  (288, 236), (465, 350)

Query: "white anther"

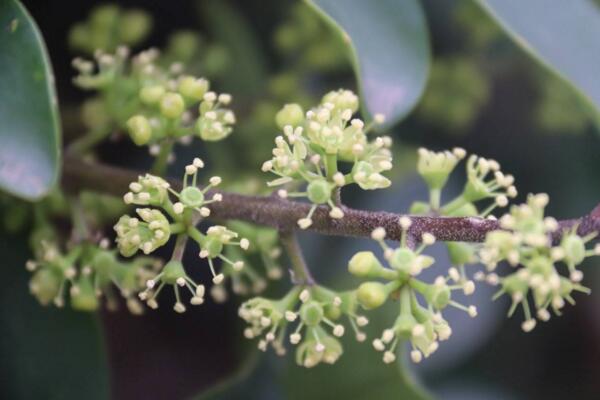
(371, 227), (386, 241)
(398, 216), (412, 230)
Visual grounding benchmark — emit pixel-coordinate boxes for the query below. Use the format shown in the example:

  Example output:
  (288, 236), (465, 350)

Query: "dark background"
(3, 0), (600, 399)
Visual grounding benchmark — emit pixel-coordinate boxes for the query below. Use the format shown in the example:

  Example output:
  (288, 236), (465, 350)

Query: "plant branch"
(280, 231), (315, 285)
(62, 155), (600, 244)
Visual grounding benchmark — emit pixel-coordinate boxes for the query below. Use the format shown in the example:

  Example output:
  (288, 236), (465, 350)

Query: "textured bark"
(63, 155), (600, 244)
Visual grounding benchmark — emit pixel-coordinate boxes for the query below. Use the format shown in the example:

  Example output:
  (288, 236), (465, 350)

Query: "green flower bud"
(90, 4), (119, 30)
(166, 30), (201, 62)
(348, 251), (383, 277)
(561, 234), (586, 265)
(447, 242), (476, 265)
(307, 179), (332, 204)
(126, 115), (152, 145)
(275, 103), (304, 129)
(118, 10), (152, 45)
(29, 269), (62, 305)
(160, 92), (185, 119)
(178, 76), (209, 101)
(68, 23), (90, 51)
(300, 301), (324, 326)
(357, 282), (388, 310)
(140, 85), (165, 105)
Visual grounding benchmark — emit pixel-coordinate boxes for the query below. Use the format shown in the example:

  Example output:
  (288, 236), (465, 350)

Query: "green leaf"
(305, 0), (431, 128)
(0, 0), (61, 200)
(0, 234), (109, 400)
(475, 0), (600, 117)
(276, 307), (432, 400)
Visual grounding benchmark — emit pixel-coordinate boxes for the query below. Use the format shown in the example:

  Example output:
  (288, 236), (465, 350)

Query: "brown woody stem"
(62, 155), (600, 245)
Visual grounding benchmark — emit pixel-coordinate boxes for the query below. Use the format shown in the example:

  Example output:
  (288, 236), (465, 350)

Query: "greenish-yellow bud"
(275, 103), (304, 129)
(357, 282), (388, 310)
(140, 85), (165, 104)
(178, 76), (209, 101)
(118, 10), (152, 45)
(29, 269), (62, 305)
(561, 234), (586, 265)
(447, 242), (476, 265)
(126, 115), (152, 145)
(348, 251), (382, 277)
(160, 92), (185, 119)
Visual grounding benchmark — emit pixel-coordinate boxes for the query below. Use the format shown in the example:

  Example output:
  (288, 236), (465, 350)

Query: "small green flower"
(138, 260), (205, 313)
(240, 285), (368, 366)
(196, 92), (235, 141)
(160, 92), (185, 119)
(114, 208), (171, 256)
(178, 76), (209, 101)
(126, 115), (153, 145)
(417, 147), (465, 190)
(480, 193), (599, 331)
(351, 219), (477, 364)
(262, 90), (392, 229)
(123, 174), (170, 206)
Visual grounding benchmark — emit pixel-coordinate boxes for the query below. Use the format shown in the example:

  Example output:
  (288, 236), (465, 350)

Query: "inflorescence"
(262, 90), (392, 229)
(115, 158), (250, 312)
(72, 46), (235, 160)
(26, 73), (599, 368)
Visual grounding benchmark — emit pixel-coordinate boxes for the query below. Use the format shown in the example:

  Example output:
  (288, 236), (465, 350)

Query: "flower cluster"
(72, 46), (235, 153)
(115, 158), (250, 312)
(210, 221), (284, 302)
(262, 89), (392, 229)
(239, 285), (369, 368)
(68, 4), (152, 54)
(412, 148), (517, 215)
(26, 239), (158, 314)
(478, 193), (600, 331)
(350, 218), (477, 363)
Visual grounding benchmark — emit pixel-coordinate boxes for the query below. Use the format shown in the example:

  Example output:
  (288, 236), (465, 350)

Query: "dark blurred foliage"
(3, 0), (599, 399)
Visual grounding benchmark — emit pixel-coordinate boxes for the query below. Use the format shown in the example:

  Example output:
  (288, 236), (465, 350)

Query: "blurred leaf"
(0, 0), (61, 199)
(194, 303), (431, 400)
(198, 0), (268, 96)
(306, 0), (431, 128)
(476, 0), (600, 123)
(195, 351), (265, 400)
(0, 234), (109, 400)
